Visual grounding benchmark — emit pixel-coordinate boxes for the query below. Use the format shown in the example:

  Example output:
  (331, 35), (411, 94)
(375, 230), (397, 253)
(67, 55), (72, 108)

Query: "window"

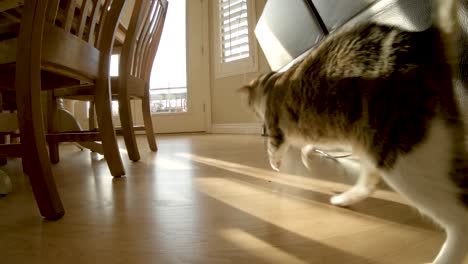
(213, 0), (258, 78)
(149, 0), (187, 114)
(108, 0), (188, 114)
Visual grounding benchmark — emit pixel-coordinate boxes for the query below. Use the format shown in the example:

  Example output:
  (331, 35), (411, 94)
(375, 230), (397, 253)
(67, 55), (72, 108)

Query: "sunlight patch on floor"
(192, 172), (439, 263)
(155, 157), (193, 170)
(177, 153), (407, 205)
(220, 228), (308, 264)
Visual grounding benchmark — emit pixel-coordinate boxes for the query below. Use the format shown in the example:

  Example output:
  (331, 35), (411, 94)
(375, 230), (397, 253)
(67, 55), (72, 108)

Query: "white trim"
(211, 123), (263, 135)
(201, 0), (212, 133)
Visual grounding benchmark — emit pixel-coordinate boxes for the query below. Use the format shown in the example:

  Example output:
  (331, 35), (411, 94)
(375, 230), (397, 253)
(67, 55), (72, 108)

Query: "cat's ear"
(238, 85), (253, 94)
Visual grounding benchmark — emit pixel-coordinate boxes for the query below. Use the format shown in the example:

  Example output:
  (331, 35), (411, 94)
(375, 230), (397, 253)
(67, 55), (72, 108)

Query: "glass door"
(145, 0), (210, 133)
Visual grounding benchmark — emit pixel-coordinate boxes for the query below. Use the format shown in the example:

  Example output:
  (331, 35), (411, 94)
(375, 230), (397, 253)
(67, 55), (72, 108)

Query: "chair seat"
(0, 63), (82, 93)
(42, 25), (100, 82)
(0, 24), (101, 83)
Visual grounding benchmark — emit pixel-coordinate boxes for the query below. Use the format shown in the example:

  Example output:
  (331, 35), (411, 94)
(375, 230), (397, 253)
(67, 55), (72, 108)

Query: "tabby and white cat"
(241, 0), (467, 263)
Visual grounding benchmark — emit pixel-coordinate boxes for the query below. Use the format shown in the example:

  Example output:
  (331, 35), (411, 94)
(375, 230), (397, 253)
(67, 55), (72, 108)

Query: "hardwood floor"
(0, 134), (444, 264)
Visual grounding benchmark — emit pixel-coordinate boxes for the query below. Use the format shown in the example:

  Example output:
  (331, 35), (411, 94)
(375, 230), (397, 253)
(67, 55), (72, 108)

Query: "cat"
(240, 0), (467, 263)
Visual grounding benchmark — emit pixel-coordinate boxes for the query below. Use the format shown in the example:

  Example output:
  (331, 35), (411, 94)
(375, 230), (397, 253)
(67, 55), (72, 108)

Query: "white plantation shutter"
(213, 0), (257, 78)
(219, 0), (250, 63)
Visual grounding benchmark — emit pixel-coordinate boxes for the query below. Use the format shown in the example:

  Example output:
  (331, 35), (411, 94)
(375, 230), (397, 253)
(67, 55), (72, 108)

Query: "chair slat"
(131, 1), (156, 76)
(137, 1), (163, 78)
(140, 4), (163, 79)
(142, 2), (167, 81)
(95, 0), (111, 46)
(129, 1), (153, 76)
(87, 0), (100, 44)
(132, 0), (157, 77)
(63, 0), (77, 32)
(46, 0), (60, 23)
(119, 0), (145, 82)
(77, 0), (92, 38)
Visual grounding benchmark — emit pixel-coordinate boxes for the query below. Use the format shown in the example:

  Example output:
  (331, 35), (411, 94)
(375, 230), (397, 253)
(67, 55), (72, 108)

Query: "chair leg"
(88, 101), (96, 131)
(0, 135), (7, 165)
(142, 88), (157, 151)
(94, 78), (125, 176)
(15, 0), (64, 220)
(118, 95), (140, 161)
(47, 93), (60, 164)
(48, 140), (60, 164)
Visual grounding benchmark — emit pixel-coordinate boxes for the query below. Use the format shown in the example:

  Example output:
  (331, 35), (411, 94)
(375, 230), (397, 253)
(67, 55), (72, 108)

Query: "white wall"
(208, 0), (271, 129)
(68, 0), (272, 134)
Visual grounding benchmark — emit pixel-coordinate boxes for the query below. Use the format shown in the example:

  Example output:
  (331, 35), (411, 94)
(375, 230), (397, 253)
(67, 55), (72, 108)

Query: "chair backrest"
(120, 0), (168, 83)
(40, 0), (127, 82)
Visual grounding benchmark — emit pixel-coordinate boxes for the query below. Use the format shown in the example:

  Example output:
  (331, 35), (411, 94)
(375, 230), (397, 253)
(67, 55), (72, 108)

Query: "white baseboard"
(211, 123), (263, 135)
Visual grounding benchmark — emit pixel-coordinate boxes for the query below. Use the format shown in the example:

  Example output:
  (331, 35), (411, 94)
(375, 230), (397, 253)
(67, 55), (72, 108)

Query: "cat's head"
(239, 72), (277, 120)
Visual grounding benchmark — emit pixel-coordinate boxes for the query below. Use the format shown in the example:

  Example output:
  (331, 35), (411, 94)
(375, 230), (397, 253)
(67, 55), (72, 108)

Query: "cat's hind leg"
(380, 119), (468, 264)
(330, 166), (381, 206)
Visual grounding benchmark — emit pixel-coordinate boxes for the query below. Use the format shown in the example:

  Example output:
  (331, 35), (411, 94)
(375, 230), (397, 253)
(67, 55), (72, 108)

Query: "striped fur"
(240, 0), (468, 263)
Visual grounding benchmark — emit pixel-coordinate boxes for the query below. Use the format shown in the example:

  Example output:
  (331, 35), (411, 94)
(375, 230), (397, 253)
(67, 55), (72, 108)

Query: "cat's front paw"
(330, 188), (371, 207)
(301, 145), (315, 170)
(269, 156), (282, 171)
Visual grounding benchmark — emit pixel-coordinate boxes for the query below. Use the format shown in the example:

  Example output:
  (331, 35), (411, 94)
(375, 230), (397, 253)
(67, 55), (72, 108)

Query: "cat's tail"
(433, 0), (459, 63)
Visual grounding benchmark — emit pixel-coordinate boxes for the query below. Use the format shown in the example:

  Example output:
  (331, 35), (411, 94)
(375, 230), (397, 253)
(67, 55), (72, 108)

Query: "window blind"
(219, 0), (250, 63)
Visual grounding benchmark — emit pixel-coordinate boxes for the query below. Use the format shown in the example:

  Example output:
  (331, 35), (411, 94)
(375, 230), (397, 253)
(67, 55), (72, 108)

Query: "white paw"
(269, 156), (281, 172)
(330, 189), (370, 207)
(301, 150), (311, 170)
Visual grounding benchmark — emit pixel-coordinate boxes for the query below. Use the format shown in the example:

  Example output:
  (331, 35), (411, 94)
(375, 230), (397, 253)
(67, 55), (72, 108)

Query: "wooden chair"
(86, 0), (168, 161)
(0, 0), (127, 220)
(41, 0), (128, 176)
